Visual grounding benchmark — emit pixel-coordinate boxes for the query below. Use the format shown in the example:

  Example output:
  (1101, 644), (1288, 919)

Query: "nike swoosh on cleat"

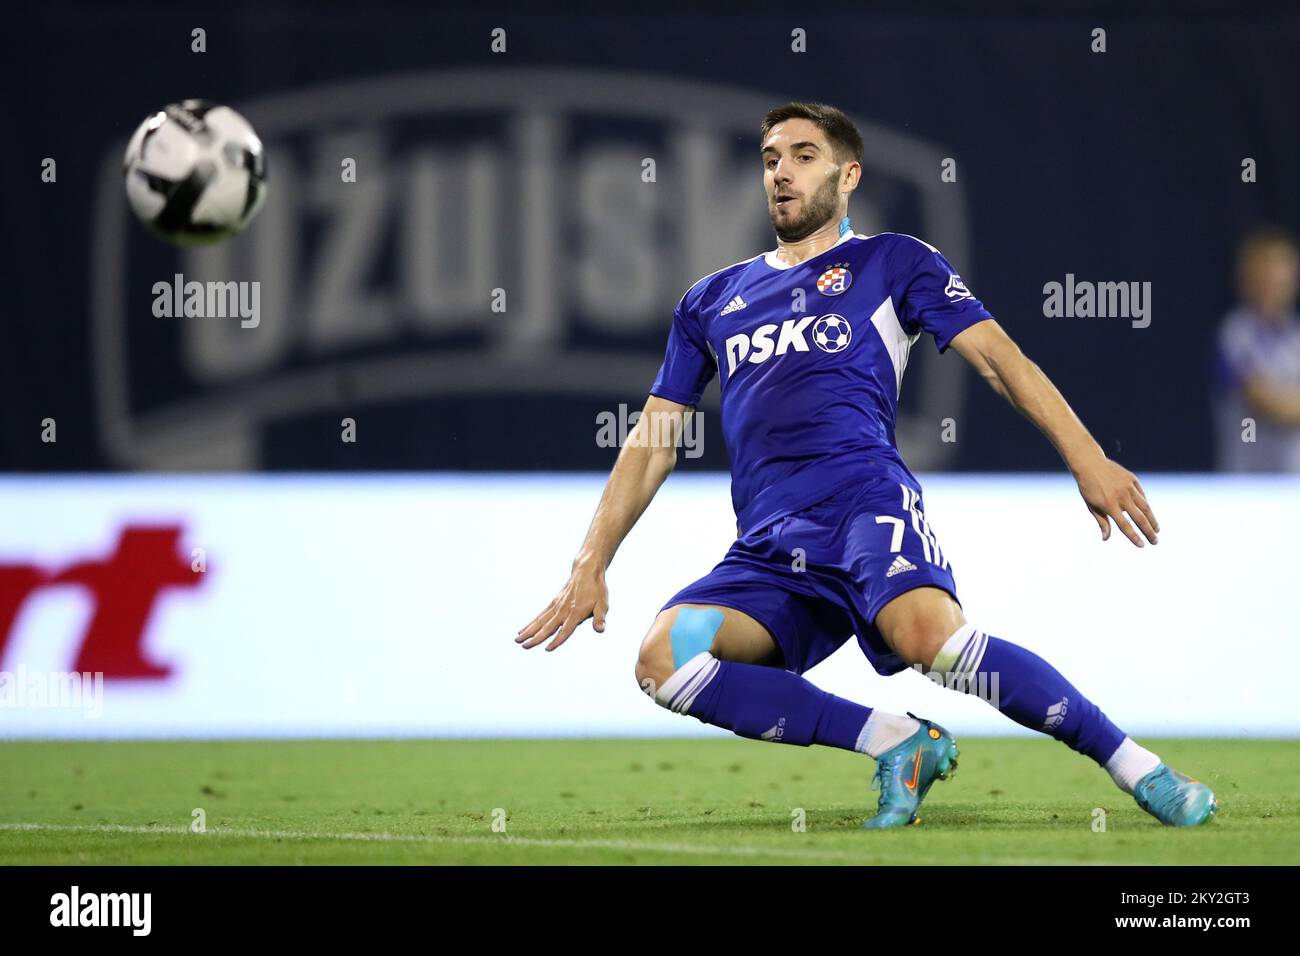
(903, 747), (923, 792)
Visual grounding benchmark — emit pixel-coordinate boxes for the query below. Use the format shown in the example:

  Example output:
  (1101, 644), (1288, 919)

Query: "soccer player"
(517, 102), (1216, 828)
(1212, 227), (1300, 471)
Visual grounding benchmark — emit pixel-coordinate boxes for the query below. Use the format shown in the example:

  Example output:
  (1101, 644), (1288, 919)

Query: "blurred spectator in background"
(1212, 227), (1300, 472)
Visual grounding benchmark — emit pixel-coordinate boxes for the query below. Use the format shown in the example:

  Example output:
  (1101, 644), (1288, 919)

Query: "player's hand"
(1073, 456), (1159, 547)
(515, 560), (610, 651)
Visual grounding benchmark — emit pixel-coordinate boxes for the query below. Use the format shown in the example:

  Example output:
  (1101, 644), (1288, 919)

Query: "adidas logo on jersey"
(886, 555), (917, 577)
(719, 295), (747, 316)
(760, 716), (787, 741)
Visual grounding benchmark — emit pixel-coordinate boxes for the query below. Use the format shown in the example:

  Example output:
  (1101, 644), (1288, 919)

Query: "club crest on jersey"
(816, 263), (852, 296)
(945, 274), (973, 301)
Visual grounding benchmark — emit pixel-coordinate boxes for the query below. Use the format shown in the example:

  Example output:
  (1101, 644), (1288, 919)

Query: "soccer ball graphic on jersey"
(812, 314), (852, 353)
(123, 100), (267, 246)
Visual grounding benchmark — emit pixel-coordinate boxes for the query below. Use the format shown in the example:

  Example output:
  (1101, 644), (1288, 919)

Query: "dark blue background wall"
(2, 3), (1297, 472)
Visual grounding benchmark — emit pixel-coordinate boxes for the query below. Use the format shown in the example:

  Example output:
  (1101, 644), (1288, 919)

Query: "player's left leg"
(637, 602), (923, 757)
(875, 586), (1217, 827)
(637, 600), (959, 830)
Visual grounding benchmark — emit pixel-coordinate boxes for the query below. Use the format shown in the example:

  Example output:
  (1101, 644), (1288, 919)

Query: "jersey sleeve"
(649, 294), (716, 405)
(890, 237), (994, 353)
(1211, 315), (1255, 392)
(1211, 326), (1243, 392)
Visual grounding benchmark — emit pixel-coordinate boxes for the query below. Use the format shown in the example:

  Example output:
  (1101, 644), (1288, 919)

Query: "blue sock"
(932, 626), (1125, 765)
(654, 653), (873, 751)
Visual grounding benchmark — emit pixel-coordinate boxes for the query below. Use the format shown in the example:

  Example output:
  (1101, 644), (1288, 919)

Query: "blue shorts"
(662, 475), (961, 677)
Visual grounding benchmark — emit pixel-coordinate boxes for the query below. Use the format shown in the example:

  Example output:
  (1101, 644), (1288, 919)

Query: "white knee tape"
(931, 623), (988, 677)
(651, 651), (719, 714)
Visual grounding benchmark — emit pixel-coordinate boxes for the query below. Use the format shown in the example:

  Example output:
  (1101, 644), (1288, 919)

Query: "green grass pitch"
(0, 738), (1295, 865)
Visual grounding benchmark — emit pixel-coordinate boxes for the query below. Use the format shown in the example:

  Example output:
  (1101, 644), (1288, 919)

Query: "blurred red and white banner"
(1, 475), (1296, 738)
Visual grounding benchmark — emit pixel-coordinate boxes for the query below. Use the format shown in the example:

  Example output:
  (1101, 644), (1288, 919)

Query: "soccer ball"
(812, 314), (852, 353)
(123, 100), (267, 246)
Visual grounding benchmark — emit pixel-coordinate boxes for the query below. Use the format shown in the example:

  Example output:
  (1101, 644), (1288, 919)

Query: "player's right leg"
(879, 588), (1217, 826)
(634, 602), (925, 758)
(634, 603), (780, 703)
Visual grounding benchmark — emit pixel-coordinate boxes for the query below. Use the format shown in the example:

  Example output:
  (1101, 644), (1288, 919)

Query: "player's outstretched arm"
(949, 319), (1159, 548)
(1242, 374), (1300, 426)
(516, 394), (693, 651)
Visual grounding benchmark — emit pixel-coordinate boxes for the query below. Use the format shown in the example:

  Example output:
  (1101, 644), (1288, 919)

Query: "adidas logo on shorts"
(886, 555), (917, 577)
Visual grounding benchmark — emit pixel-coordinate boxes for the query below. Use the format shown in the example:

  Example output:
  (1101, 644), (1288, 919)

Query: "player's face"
(762, 119), (844, 242)
(1239, 241), (1300, 319)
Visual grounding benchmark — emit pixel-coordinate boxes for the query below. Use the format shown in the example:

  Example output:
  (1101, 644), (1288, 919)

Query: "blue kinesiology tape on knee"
(669, 607), (724, 670)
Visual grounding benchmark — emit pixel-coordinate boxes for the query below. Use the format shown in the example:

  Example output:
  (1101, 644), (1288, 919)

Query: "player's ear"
(841, 161), (861, 193)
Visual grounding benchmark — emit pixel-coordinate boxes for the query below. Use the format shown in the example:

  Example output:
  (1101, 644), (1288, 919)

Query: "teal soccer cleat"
(1133, 763), (1217, 827)
(862, 713), (959, 829)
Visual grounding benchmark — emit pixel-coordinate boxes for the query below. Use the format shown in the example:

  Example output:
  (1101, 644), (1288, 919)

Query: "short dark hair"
(760, 102), (864, 167)
(1237, 225), (1299, 264)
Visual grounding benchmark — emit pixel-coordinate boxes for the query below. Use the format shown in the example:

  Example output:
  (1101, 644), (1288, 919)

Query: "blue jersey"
(650, 231), (993, 535)
(1211, 305), (1300, 471)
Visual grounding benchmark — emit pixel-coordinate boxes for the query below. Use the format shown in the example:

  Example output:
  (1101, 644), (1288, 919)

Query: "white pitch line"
(0, 821), (1124, 865)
